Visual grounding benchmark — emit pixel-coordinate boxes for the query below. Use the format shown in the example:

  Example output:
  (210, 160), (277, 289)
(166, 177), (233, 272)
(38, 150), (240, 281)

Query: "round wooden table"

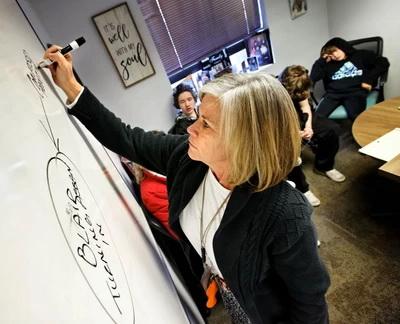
(352, 97), (400, 181)
(352, 96), (400, 147)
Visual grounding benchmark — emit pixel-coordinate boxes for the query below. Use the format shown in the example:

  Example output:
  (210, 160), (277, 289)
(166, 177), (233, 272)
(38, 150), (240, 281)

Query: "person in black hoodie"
(310, 37), (389, 120)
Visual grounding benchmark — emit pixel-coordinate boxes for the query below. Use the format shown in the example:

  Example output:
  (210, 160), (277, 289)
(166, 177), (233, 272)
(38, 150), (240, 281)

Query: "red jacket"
(140, 170), (179, 240)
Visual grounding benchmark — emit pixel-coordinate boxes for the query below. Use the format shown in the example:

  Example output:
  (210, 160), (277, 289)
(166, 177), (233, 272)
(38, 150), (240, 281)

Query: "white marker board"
(0, 1), (201, 323)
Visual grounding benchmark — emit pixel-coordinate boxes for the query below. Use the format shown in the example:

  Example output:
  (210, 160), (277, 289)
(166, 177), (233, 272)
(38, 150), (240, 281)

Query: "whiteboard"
(0, 1), (201, 323)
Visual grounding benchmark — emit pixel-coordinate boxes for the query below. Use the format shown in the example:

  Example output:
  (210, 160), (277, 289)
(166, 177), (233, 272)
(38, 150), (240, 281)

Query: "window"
(138, 0), (263, 80)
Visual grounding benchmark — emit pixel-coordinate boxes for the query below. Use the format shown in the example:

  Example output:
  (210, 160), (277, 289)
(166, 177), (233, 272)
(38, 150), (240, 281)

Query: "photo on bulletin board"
(289, 0), (308, 19)
(246, 30), (273, 67)
(247, 57), (259, 72)
(93, 2), (155, 87)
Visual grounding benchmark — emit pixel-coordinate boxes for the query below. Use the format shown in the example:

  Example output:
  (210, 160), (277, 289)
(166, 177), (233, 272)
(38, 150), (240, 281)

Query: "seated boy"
(310, 37), (389, 120)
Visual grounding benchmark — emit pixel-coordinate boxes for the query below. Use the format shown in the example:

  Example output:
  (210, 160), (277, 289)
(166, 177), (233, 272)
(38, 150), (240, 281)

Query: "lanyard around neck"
(200, 171), (232, 264)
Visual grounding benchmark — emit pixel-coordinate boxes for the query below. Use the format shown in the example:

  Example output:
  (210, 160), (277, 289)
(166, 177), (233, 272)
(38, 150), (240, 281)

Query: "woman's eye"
(202, 121), (209, 128)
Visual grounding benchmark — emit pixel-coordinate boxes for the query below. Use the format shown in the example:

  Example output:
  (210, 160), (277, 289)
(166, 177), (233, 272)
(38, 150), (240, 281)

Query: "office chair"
(311, 36), (388, 120)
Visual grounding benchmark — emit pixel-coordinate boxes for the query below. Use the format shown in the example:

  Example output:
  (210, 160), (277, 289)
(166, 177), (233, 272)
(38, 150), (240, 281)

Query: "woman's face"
(187, 95), (228, 167)
(178, 91), (196, 117)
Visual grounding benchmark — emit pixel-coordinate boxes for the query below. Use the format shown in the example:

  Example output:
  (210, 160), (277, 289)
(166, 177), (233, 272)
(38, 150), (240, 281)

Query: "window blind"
(137, 0), (261, 76)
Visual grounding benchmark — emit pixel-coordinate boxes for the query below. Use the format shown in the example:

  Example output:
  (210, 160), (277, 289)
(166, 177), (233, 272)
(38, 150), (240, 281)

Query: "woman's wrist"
(65, 80), (83, 103)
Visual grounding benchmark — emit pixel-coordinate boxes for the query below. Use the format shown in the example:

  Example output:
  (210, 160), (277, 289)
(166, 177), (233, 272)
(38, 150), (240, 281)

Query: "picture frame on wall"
(246, 30), (273, 67)
(289, 0), (308, 19)
(93, 2), (155, 87)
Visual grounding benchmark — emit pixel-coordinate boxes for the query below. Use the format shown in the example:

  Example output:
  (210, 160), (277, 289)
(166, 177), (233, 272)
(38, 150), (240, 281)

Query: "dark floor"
(208, 120), (400, 324)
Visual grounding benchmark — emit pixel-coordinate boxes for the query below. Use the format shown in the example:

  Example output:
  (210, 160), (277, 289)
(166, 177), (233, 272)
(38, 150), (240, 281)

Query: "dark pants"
(311, 114), (340, 171)
(288, 165), (309, 193)
(316, 92), (367, 121)
(287, 114), (340, 192)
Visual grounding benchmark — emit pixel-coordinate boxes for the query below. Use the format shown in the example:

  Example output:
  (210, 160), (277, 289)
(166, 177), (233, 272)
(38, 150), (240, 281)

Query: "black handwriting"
(120, 42), (148, 80)
(108, 24), (130, 44)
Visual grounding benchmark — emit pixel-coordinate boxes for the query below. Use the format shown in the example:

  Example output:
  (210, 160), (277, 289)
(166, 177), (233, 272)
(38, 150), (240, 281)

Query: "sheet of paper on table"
(359, 128), (400, 161)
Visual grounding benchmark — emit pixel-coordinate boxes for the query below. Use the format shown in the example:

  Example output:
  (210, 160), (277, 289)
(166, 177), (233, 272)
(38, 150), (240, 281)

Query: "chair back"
(310, 75), (325, 105)
(348, 36), (383, 56)
(349, 36), (388, 89)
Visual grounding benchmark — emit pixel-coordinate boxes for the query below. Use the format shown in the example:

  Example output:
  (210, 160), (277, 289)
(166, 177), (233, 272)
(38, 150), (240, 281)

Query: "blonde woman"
(44, 46), (330, 324)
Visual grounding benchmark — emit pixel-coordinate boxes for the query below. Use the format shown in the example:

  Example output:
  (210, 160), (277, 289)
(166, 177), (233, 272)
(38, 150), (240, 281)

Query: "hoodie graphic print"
(332, 61), (363, 80)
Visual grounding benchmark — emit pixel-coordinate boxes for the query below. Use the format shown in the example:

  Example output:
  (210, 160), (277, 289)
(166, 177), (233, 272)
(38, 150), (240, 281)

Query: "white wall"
(21, 0), (397, 126)
(19, 0), (332, 129)
(263, 0), (330, 76)
(16, 0), (51, 45)
(327, 0), (398, 99)
(19, 0), (176, 132)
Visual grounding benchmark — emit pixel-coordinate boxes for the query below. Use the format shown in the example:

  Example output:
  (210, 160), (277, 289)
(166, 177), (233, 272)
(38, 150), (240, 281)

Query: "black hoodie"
(310, 37), (389, 96)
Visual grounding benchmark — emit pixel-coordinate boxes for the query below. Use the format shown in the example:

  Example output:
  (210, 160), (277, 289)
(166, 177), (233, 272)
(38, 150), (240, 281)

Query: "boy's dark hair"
(320, 37), (355, 57)
(172, 83), (197, 109)
(279, 65), (311, 102)
(321, 45), (337, 56)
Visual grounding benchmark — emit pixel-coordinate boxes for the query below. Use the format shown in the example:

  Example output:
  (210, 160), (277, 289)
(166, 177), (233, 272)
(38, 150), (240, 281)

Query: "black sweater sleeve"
(359, 50), (390, 85)
(68, 87), (186, 176)
(310, 58), (327, 83)
(270, 192), (330, 324)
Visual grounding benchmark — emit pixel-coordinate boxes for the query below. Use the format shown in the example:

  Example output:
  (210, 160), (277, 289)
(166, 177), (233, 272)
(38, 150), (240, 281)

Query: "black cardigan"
(69, 88), (330, 323)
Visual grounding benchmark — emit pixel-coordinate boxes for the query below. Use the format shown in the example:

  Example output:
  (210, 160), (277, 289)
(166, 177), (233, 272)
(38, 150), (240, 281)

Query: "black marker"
(37, 37), (86, 68)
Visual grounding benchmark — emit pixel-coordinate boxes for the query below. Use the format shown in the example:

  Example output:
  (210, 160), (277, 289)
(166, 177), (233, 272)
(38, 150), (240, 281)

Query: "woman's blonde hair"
(200, 72), (301, 191)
